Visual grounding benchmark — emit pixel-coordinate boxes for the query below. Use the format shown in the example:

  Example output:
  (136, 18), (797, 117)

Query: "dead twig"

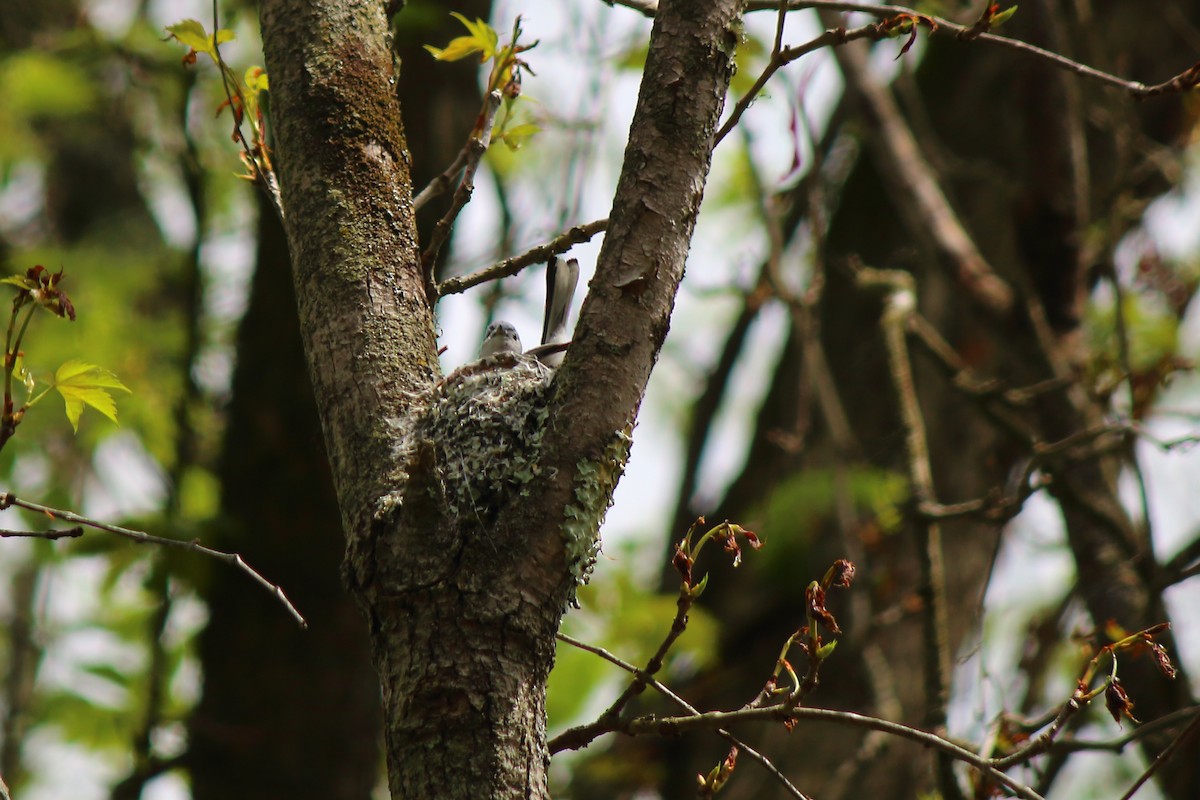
(0, 492), (306, 628)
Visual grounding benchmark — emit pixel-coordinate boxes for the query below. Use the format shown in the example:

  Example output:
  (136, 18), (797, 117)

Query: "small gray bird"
(478, 320), (522, 358)
(477, 257), (580, 365)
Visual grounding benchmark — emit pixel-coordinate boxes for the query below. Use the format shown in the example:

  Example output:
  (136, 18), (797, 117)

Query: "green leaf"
(81, 662), (132, 690)
(53, 360), (131, 432)
(244, 66), (269, 93)
(499, 122), (540, 150)
(424, 36), (487, 62)
(166, 19), (213, 56)
(449, 12), (498, 56)
(1, 274), (37, 290)
(991, 5), (1019, 28)
(165, 20), (235, 62)
(425, 13), (498, 62)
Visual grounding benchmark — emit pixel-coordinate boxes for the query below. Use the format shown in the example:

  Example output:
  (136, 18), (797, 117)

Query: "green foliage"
(49, 360), (131, 432)
(166, 19), (271, 181)
(1, 267), (130, 446)
(1086, 293), (1180, 373)
(0, 8), (245, 796)
(0, 52), (98, 120)
(756, 467), (908, 545)
(423, 13), (499, 63)
(424, 14), (541, 150)
(991, 5), (1020, 28)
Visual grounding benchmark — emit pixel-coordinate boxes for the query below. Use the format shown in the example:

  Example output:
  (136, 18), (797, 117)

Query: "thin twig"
(1117, 708), (1200, 800)
(435, 218), (608, 297)
(421, 90), (504, 300)
(0, 527), (83, 539)
(857, 266), (960, 800)
(1047, 706), (1200, 755)
(714, 21), (885, 147)
(553, 633), (812, 799)
(609, 1), (1200, 99)
(829, 24), (1013, 315)
(413, 149), (472, 212)
(624, 705), (1044, 800)
(553, 571), (698, 752)
(0, 493), (306, 628)
(211, 0), (283, 220)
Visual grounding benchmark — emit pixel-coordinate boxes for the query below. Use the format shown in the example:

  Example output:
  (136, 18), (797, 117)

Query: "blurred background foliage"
(1, 0), (1199, 799)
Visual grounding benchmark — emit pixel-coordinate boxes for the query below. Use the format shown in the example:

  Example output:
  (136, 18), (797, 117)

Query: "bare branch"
(1118, 707), (1200, 800)
(831, 32), (1014, 315)
(553, 633), (812, 799)
(1047, 706), (1200, 755)
(0, 493), (306, 628)
(421, 90), (505, 300)
(625, 705), (1044, 800)
(0, 527), (83, 540)
(856, 266), (960, 799)
(435, 218), (608, 298)
(714, 21), (880, 147)
(413, 90), (504, 212)
(609, 1), (1200, 99)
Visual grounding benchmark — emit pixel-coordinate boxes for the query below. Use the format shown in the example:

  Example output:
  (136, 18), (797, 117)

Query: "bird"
(477, 257), (579, 366)
(537, 256), (580, 368)
(478, 320), (523, 358)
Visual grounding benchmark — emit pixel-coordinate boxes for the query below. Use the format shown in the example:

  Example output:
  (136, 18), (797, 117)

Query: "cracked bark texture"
(258, 0), (744, 797)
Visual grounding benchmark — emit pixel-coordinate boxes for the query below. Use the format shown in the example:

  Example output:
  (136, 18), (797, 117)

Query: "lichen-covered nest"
(398, 352), (556, 527)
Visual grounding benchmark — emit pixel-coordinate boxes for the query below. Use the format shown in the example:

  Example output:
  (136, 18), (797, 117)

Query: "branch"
(0, 493), (306, 628)
(856, 266), (960, 800)
(1047, 706), (1200, 755)
(211, 0), (283, 221)
(412, 87), (500, 212)
(553, 633), (812, 799)
(0, 527), (83, 539)
(1118, 706), (1200, 800)
(551, 548), (700, 752)
(609, 1), (1200, 98)
(435, 218), (608, 298)
(624, 705), (1044, 800)
(830, 25), (1013, 315)
(421, 90), (504, 300)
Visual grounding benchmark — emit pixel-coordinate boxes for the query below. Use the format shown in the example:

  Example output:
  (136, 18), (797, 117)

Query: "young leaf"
(0, 274), (37, 291)
(52, 360), (131, 432)
(499, 122), (540, 150)
(450, 12), (499, 56)
(424, 36), (489, 63)
(165, 20), (235, 64)
(424, 13), (498, 62)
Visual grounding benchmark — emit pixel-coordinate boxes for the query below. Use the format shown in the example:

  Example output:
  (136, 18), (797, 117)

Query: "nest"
(399, 352), (556, 527)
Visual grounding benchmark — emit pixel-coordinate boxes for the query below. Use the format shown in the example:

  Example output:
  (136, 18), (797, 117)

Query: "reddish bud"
(1105, 678), (1138, 726)
(806, 582), (841, 635)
